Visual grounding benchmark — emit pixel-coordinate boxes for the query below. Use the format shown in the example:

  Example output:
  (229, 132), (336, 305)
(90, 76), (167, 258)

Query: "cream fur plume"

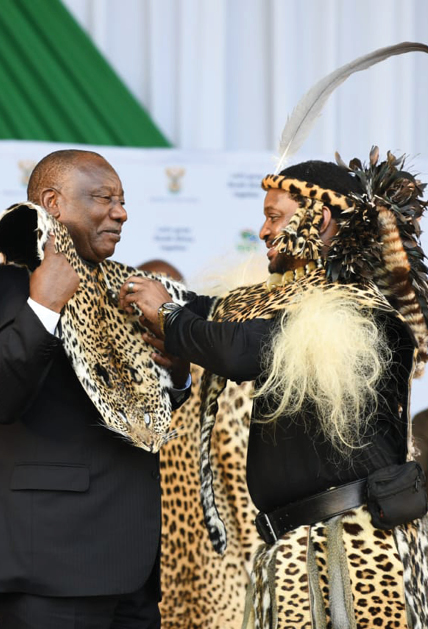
(275, 42), (428, 174)
(254, 287), (392, 454)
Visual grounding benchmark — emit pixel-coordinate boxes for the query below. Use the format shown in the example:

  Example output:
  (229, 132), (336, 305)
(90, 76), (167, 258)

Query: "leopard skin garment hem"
(243, 506), (428, 629)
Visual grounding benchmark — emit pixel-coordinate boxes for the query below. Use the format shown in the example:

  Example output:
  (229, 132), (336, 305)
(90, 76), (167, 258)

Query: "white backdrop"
(0, 139), (426, 414)
(62, 0), (428, 159)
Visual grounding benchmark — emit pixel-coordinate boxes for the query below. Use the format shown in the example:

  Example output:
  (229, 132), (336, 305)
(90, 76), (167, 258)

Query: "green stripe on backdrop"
(0, 0), (171, 146)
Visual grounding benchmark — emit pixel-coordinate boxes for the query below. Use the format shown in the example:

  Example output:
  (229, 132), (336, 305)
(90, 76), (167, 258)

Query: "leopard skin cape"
(198, 267), (417, 555)
(0, 202), (189, 453)
(198, 269), (426, 628)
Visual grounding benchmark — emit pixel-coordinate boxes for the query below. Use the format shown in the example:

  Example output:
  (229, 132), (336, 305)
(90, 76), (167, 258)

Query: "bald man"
(0, 150), (188, 629)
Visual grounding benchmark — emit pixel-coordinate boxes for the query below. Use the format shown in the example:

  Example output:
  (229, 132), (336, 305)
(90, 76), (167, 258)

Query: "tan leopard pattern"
(261, 176), (355, 213)
(0, 202), (189, 452)
(243, 506), (428, 629)
(199, 267), (397, 553)
(159, 365), (260, 628)
(211, 267), (395, 323)
(195, 267), (426, 627)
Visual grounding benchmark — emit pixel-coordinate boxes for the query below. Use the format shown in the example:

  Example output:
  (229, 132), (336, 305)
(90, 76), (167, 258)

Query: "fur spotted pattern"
(159, 365), (260, 628)
(0, 202), (189, 452)
(193, 266), (424, 627)
(261, 176), (355, 212)
(198, 267), (399, 553)
(243, 506), (428, 629)
(211, 266), (394, 323)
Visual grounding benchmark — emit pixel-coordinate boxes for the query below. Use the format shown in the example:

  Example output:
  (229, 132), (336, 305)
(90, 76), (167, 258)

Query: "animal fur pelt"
(0, 202), (189, 452)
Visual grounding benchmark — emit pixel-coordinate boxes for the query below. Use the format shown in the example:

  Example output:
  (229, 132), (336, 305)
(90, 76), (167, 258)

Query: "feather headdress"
(275, 42), (428, 174)
(200, 43), (428, 556)
(329, 148), (428, 375)
(262, 41), (428, 368)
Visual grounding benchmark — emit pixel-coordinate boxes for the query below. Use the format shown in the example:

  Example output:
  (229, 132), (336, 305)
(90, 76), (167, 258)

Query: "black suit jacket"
(0, 264), (163, 597)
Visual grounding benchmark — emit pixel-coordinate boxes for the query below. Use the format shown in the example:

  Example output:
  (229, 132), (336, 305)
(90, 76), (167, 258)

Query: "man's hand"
(118, 276), (172, 323)
(118, 276), (189, 387)
(30, 235), (80, 313)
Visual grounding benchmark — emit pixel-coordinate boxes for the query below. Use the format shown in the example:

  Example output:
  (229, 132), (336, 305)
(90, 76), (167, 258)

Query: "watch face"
(164, 302), (179, 312)
(158, 302), (181, 334)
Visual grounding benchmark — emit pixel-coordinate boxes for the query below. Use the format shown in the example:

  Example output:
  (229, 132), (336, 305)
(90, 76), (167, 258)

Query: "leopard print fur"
(244, 506), (428, 629)
(157, 265), (423, 627)
(159, 365), (260, 628)
(199, 267), (398, 553)
(212, 267), (395, 323)
(0, 202), (189, 452)
(261, 176), (355, 213)
(394, 516), (428, 628)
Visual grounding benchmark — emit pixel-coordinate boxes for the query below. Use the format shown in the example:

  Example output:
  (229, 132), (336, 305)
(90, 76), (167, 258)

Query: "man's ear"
(319, 206), (338, 246)
(320, 206), (333, 234)
(40, 189), (60, 218)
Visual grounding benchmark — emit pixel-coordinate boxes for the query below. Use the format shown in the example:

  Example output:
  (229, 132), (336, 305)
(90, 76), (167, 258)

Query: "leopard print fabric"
(212, 267), (394, 323)
(243, 506), (428, 629)
(159, 365), (260, 628)
(261, 176), (355, 212)
(199, 267), (397, 553)
(196, 267), (426, 627)
(0, 202), (189, 452)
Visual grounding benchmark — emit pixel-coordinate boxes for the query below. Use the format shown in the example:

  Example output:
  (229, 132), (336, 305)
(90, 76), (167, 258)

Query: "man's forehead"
(263, 189), (294, 210)
(75, 156), (116, 176)
(69, 159), (123, 189)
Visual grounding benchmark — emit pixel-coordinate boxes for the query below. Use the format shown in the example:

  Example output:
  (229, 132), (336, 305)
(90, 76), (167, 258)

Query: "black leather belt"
(255, 478), (367, 544)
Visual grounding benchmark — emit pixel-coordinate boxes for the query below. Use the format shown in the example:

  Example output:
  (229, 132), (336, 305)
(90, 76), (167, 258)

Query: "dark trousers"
(0, 583), (161, 629)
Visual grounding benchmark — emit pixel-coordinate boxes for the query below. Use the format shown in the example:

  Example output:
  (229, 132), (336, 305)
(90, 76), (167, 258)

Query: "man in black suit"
(0, 149), (189, 628)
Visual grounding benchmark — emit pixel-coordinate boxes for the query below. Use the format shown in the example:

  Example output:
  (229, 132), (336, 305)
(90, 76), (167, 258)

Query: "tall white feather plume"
(275, 41), (428, 174)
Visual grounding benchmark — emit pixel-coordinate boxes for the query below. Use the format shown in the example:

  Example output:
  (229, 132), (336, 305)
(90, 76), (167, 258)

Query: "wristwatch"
(157, 302), (182, 335)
